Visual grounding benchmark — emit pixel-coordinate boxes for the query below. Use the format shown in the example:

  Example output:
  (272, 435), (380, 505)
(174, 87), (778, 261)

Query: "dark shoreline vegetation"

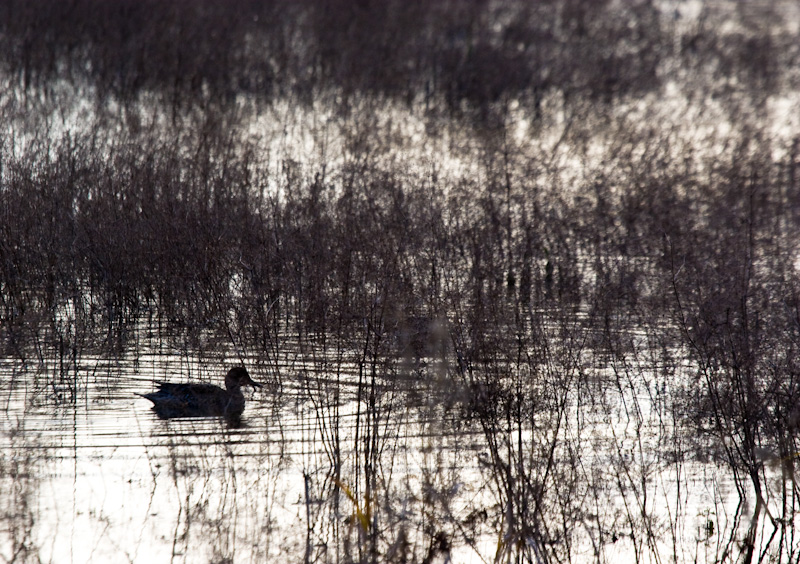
(2, 0), (800, 562)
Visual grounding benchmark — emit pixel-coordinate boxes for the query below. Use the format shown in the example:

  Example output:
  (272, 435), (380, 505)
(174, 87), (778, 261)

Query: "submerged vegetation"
(2, 0), (800, 562)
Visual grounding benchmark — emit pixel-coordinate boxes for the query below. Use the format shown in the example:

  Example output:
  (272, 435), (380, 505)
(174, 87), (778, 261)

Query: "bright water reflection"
(0, 323), (796, 564)
(2, 361), (291, 563)
(0, 351), (492, 564)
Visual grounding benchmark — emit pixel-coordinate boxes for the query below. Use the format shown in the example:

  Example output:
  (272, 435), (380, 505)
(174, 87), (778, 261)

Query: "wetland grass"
(2, 1), (800, 561)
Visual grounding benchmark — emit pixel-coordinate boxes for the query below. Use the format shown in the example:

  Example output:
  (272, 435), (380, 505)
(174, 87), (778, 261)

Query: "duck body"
(138, 366), (261, 421)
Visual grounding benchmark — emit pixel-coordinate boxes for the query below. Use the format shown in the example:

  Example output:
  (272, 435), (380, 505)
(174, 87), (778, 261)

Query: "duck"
(138, 366), (262, 423)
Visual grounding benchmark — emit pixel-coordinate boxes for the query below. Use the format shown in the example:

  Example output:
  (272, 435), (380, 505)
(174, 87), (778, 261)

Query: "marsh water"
(1, 329), (493, 563)
(0, 322), (770, 564)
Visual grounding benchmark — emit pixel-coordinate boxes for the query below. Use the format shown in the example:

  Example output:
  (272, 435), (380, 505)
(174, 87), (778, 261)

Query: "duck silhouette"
(138, 366), (262, 423)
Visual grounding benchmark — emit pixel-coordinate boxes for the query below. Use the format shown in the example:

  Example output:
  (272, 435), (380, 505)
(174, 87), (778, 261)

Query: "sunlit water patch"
(0, 350), (498, 564)
(2, 338), (788, 564)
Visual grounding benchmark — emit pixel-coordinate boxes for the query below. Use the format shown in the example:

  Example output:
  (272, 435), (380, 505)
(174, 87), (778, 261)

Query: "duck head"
(225, 366), (263, 391)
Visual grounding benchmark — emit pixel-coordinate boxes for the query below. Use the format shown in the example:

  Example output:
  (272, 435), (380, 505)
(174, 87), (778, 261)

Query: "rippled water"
(1, 331), (792, 564)
(4, 361), (277, 562)
(0, 344), (493, 564)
